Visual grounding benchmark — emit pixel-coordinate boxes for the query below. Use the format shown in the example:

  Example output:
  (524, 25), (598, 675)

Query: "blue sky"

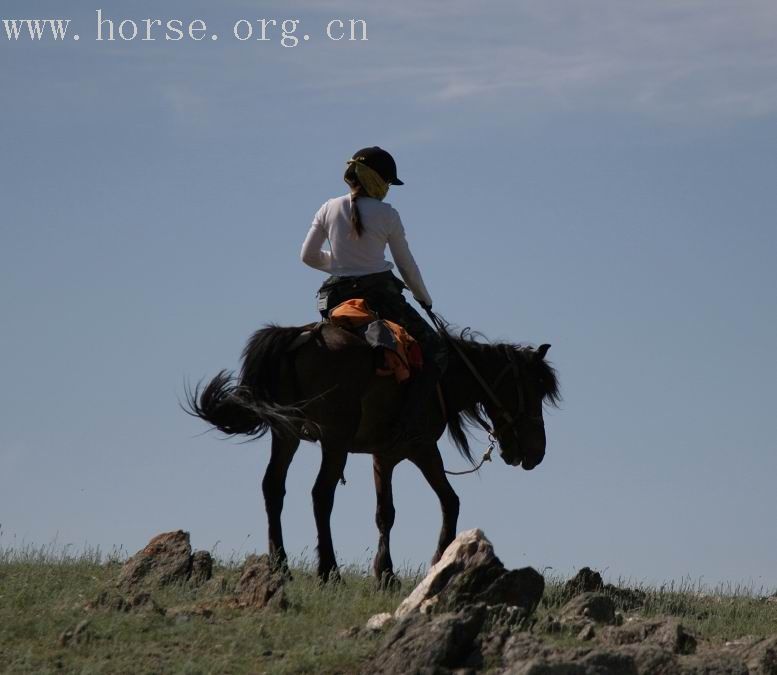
(2, 0), (776, 588)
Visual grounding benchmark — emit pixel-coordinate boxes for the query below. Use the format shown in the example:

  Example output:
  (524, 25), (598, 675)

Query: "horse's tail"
(184, 325), (312, 439)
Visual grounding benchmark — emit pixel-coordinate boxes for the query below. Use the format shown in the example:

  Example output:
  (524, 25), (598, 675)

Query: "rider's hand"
(418, 299), (432, 312)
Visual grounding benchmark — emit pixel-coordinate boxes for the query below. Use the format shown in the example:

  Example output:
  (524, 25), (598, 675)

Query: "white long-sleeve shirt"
(300, 194), (433, 306)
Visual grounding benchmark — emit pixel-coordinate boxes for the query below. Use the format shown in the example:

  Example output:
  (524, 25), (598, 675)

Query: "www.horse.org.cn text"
(2, 11), (369, 46)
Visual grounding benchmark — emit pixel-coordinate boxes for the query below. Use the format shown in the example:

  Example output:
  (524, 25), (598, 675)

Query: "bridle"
(424, 309), (544, 444)
(487, 345), (545, 440)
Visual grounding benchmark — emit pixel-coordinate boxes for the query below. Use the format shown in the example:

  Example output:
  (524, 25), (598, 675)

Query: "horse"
(185, 320), (560, 584)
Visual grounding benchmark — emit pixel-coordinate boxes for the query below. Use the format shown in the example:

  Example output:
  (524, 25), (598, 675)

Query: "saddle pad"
(329, 299), (422, 382)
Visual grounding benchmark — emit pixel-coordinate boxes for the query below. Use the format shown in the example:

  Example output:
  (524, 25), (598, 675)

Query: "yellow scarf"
(347, 158), (389, 200)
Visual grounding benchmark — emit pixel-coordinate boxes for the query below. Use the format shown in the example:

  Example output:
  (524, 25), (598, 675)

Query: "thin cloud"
(288, 0), (777, 119)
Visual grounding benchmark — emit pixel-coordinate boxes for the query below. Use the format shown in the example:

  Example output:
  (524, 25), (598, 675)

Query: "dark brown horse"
(186, 321), (559, 583)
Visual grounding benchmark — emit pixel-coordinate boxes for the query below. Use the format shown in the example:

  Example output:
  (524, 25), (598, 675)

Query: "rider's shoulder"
(359, 195), (399, 217)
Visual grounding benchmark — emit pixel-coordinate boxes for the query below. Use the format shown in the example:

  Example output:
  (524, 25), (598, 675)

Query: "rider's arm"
(300, 203), (332, 272)
(387, 210), (433, 307)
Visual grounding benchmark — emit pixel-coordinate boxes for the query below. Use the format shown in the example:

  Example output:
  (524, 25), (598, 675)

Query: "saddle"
(328, 299), (423, 382)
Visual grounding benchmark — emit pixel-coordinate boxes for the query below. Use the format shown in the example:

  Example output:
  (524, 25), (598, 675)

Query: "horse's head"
(481, 343), (559, 471)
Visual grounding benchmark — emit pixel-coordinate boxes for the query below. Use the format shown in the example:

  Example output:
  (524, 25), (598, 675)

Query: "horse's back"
(289, 321), (376, 397)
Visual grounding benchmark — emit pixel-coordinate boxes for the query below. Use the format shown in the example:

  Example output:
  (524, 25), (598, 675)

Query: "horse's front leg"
(312, 444), (348, 581)
(262, 431), (300, 571)
(410, 443), (460, 565)
(372, 455), (399, 587)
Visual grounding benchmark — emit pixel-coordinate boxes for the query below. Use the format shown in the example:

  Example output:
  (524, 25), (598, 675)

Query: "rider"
(300, 146), (446, 442)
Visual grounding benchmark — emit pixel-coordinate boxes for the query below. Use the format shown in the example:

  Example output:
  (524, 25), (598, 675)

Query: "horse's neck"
(441, 341), (496, 413)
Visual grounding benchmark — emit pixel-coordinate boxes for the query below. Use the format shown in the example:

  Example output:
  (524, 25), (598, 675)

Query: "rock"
(234, 554), (287, 610)
(724, 635), (777, 675)
(576, 649), (638, 674)
(446, 566), (545, 614)
(678, 653), (749, 674)
(601, 617), (696, 655)
(491, 631), (551, 665)
(620, 644), (678, 675)
(578, 623), (596, 641)
(564, 567), (604, 597)
(576, 649), (639, 674)
(606, 586), (647, 612)
(560, 592), (616, 625)
(117, 530), (193, 590)
(365, 604), (487, 675)
(562, 567), (645, 611)
(365, 612), (394, 633)
(190, 550), (213, 585)
(507, 647), (639, 675)
(394, 529), (544, 619)
(395, 529), (496, 618)
(58, 620), (91, 647)
(487, 603), (536, 631)
(653, 619), (697, 655)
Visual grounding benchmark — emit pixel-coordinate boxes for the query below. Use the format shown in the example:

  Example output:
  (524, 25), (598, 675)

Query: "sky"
(1, 0), (776, 589)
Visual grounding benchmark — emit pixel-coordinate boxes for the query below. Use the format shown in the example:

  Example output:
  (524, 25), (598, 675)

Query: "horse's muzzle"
(520, 453), (544, 471)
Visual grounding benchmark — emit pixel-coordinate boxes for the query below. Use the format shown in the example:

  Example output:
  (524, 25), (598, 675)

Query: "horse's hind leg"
(312, 444), (348, 582)
(410, 444), (460, 565)
(372, 455), (399, 587)
(262, 431), (300, 571)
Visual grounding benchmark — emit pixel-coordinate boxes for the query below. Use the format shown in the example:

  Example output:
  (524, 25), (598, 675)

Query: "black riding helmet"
(351, 146), (404, 185)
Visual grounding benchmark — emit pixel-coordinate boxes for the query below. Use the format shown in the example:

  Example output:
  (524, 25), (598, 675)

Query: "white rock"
(394, 528), (496, 619)
(365, 612), (393, 632)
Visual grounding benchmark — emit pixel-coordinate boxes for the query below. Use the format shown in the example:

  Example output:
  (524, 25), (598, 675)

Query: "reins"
(442, 432), (496, 476)
(422, 307), (529, 477)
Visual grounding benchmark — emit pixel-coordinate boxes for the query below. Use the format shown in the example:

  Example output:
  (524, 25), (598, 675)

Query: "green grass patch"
(1, 547), (776, 673)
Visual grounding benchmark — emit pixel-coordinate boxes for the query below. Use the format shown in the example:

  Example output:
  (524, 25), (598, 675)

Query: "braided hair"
(344, 162), (366, 238)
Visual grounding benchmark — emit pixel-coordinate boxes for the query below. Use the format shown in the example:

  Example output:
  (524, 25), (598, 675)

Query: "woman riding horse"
(300, 146), (445, 443)
(186, 148), (559, 584)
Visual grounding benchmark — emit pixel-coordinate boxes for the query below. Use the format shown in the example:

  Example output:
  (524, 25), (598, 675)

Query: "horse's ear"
(536, 344), (551, 359)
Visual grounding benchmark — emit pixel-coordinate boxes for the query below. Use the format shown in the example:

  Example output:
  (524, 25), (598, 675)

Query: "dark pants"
(317, 271), (446, 373)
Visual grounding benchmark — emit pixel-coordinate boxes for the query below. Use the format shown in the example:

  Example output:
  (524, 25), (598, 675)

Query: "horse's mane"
(441, 326), (561, 463)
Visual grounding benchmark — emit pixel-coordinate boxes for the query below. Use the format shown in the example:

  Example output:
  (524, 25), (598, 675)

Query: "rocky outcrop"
(365, 612), (393, 633)
(233, 554), (288, 610)
(563, 566), (646, 611)
(365, 604), (487, 675)
(563, 567), (605, 597)
(561, 592), (617, 625)
(678, 652), (749, 674)
(394, 529), (544, 619)
(723, 636), (777, 675)
(600, 617), (697, 654)
(503, 644), (752, 675)
(190, 550), (213, 585)
(117, 530), (213, 590)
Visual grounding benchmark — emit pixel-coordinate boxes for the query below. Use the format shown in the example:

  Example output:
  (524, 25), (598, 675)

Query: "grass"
(1, 545), (777, 674)
(0, 545), (407, 674)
